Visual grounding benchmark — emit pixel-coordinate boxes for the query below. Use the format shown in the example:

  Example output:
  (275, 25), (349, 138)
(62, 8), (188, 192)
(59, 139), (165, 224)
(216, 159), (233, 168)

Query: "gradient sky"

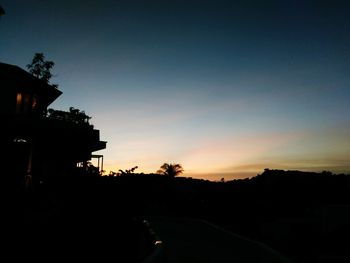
(1, 0), (350, 180)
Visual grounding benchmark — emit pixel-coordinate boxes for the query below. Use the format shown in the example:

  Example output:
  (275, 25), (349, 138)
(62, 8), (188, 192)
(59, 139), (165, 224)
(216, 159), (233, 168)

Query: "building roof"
(0, 62), (62, 106)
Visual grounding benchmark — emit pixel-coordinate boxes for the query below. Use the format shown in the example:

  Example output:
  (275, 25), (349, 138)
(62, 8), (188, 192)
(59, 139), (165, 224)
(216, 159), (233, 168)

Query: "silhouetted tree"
(26, 53), (57, 87)
(157, 163), (184, 177)
(119, 166), (139, 175)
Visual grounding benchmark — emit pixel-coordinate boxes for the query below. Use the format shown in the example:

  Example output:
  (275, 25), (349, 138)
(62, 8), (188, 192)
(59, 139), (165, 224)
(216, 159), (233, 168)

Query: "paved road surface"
(149, 217), (293, 263)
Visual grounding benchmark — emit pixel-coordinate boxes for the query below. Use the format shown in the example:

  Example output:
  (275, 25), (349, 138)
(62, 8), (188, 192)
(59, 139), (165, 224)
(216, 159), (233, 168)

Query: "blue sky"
(1, 0), (350, 179)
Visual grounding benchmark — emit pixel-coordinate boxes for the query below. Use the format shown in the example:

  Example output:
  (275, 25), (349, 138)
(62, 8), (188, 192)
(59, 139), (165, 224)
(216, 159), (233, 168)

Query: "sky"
(1, 0), (350, 180)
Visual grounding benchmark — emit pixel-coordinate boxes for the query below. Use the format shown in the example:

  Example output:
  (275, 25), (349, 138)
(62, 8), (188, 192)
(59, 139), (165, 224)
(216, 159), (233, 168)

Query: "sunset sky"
(1, 0), (350, 180)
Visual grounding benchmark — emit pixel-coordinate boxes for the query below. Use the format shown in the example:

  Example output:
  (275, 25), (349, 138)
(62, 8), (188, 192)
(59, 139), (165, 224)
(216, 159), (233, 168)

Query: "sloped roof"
(0, 62), (62, 106)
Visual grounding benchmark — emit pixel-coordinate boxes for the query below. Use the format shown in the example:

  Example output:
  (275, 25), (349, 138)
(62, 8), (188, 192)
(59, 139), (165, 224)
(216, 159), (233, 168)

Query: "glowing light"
(16, 92), (22, 113)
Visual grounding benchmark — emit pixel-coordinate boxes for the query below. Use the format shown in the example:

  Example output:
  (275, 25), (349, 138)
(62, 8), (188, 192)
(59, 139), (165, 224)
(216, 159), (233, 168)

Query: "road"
(148, 217), (293, 263)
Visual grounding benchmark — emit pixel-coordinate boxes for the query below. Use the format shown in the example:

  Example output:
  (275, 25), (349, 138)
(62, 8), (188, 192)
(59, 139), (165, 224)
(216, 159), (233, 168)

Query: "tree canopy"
(157, 163), (184, 177)
(27, 53), (57, 88)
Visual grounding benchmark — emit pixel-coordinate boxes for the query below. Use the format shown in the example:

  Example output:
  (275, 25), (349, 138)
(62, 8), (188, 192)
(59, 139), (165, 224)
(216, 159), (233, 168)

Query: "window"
(23, 94), (30, 113)
(16, 92), (23, 114)
(16, 92), (36, 114)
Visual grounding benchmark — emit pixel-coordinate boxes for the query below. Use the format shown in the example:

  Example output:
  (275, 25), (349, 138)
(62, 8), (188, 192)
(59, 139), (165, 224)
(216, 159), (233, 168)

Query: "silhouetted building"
(0, 62), (106, 189)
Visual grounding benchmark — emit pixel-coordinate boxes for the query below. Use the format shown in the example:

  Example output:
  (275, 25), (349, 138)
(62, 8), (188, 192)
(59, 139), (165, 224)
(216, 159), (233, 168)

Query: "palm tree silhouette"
(157, 163), (184, 177)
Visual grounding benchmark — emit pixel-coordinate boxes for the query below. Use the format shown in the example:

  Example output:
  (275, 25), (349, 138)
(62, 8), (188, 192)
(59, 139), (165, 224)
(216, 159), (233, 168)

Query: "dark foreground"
(3, 170), (350, 263)
(3, 178), (154, 262)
